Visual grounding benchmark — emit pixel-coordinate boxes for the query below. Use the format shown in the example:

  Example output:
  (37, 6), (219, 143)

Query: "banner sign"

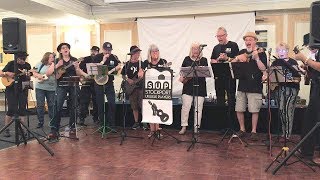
(142, 68), (173, 125)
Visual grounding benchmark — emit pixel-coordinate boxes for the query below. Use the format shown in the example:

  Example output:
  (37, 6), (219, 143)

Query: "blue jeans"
(94, 83), (116, 127)
(50, 86), (78, 133)
(35, 88), (55, 125)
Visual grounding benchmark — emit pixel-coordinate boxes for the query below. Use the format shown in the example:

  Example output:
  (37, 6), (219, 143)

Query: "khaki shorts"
(235, 91), (262, 113)
(129, 88), (143, 110)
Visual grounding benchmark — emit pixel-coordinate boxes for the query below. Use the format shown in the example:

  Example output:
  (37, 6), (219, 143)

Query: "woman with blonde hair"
(143, 44), (168, 137)
(179, 43), (208, 134)
(272, 42), (301, 141)
(32, 52), (56, 128)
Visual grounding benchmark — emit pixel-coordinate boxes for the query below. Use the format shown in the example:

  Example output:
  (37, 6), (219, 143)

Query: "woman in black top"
(46, 43), (86, 142)
(179, 43), (208, 135)
(144, 44), (168, 137)
(272, 42), (301, 140)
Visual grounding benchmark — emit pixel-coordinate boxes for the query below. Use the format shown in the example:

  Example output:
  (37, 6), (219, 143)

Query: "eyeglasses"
(276, 49), (288, 53)
(215, 34), (226, 38)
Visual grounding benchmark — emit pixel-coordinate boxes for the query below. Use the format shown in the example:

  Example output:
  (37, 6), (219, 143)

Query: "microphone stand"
(107, 58), (143, 145)
(180, 46), (218, 151)
(265, 58), (313, 173)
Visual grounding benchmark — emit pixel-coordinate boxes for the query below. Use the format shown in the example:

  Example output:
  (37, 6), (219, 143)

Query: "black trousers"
(215, 78), (237, 129)
(79, 83), (98, 122)
(5, 88), (28, 117)
(301, 80), (320, 157)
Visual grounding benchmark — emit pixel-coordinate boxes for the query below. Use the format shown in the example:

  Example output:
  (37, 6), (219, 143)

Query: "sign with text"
(142, 68), (173, 125)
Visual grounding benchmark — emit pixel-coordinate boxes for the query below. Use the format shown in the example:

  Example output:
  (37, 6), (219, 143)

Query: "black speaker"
(2, 18), (27, 54)
(310, 1), (320, 48)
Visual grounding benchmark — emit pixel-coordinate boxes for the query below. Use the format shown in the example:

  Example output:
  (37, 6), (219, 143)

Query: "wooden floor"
(0, 128), (319, 180)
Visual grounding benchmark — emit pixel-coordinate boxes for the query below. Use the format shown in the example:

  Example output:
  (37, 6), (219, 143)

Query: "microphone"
(200, 44), (207, 48)
(268, 48), (272, 54)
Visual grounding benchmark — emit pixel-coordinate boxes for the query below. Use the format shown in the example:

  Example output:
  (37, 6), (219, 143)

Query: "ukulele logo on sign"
(142, 68), (173, 125)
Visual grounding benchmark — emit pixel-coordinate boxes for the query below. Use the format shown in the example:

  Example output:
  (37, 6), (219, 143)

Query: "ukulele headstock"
(293, 45), (303, 54)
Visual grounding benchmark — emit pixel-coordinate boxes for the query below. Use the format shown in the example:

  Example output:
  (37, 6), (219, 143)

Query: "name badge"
(225, 48), (231, 54)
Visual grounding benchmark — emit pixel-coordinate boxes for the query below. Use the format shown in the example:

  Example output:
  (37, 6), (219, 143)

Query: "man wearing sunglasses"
(0, 52), (31, 137)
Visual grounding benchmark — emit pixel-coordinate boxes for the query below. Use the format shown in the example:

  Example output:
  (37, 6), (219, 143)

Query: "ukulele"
(293, 45), (311, 85)
(56, 58), (84, 79)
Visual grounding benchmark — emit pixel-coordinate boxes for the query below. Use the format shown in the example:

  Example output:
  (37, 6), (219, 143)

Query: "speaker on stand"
(2, 18), (27, 54)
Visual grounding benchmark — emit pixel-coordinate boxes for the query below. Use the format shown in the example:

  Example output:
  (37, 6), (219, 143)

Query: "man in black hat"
(78, 46), (100, 126)
(46, 43), (87, 142)
(295, 33), (320, 164)
(93, 42), (121, 128)
(121, 45), (148, 130)
(0, 52), (31, 137)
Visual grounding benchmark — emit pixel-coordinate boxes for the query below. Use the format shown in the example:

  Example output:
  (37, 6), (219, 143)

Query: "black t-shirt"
(309, 50), (320, 80)
(143, 58), (167, 69)
(2, 60), (31, 90)
(121, 60), (147, 79)
(56, 57), (78, 83)
(93, 53), (120, 84)
(210, 41), (239, 61)
(271, 58), (300, 89)
(237, 49), (267, 93)
(181, 56), (208, 97)
(79, 55), (95, 73)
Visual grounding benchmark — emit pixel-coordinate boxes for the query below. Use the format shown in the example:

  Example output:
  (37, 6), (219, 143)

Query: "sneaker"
(79, 122), (87, 127)
(249, 132), (259, 141)
(3, 129), (11, 137)
(194, 128), (199, 134)
(148, 131), (154, 138)
(36, 123), (43, 129)
(142, 123), (149, 131)
(237, 130), (246, 138)
(48, 133), (59, 143)
(132, 122), (140, 130)
(179, 127), (187, 135)
(157, 132), (163, 139)
(69, 128), (77, 135)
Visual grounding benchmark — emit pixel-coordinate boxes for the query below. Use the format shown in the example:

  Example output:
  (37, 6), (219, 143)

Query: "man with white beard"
(232, 32), (267, 141)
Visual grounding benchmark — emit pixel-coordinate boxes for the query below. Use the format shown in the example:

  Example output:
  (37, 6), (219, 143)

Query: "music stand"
(265, 66), (313, 173)
(59, 76), (82, 140)
(180, 65), (217, 151)
(211, 63), (247, 146)
(91, 65), (117, 138)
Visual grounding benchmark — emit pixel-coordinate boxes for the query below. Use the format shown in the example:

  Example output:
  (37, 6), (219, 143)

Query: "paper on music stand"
(180, 66), (213, 78)
(86, 63), (100, 75)
(97, 65), (109, 76)
(211, 62), (235, 79)
(269, 66), (286, 83)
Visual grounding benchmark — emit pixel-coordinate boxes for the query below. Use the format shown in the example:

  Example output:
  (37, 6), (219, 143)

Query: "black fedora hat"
(57, 43), (71, 52)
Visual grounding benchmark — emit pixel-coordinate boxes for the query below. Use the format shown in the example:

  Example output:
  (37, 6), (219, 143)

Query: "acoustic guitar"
(56, 58), (84, 79)
(1, 69), (30, 87)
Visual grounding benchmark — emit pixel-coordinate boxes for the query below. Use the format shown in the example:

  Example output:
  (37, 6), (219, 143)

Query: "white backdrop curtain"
(137, 12), (255, 97)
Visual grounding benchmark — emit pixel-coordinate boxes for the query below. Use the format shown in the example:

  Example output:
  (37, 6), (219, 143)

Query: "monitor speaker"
(2, 18), (27, 54)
